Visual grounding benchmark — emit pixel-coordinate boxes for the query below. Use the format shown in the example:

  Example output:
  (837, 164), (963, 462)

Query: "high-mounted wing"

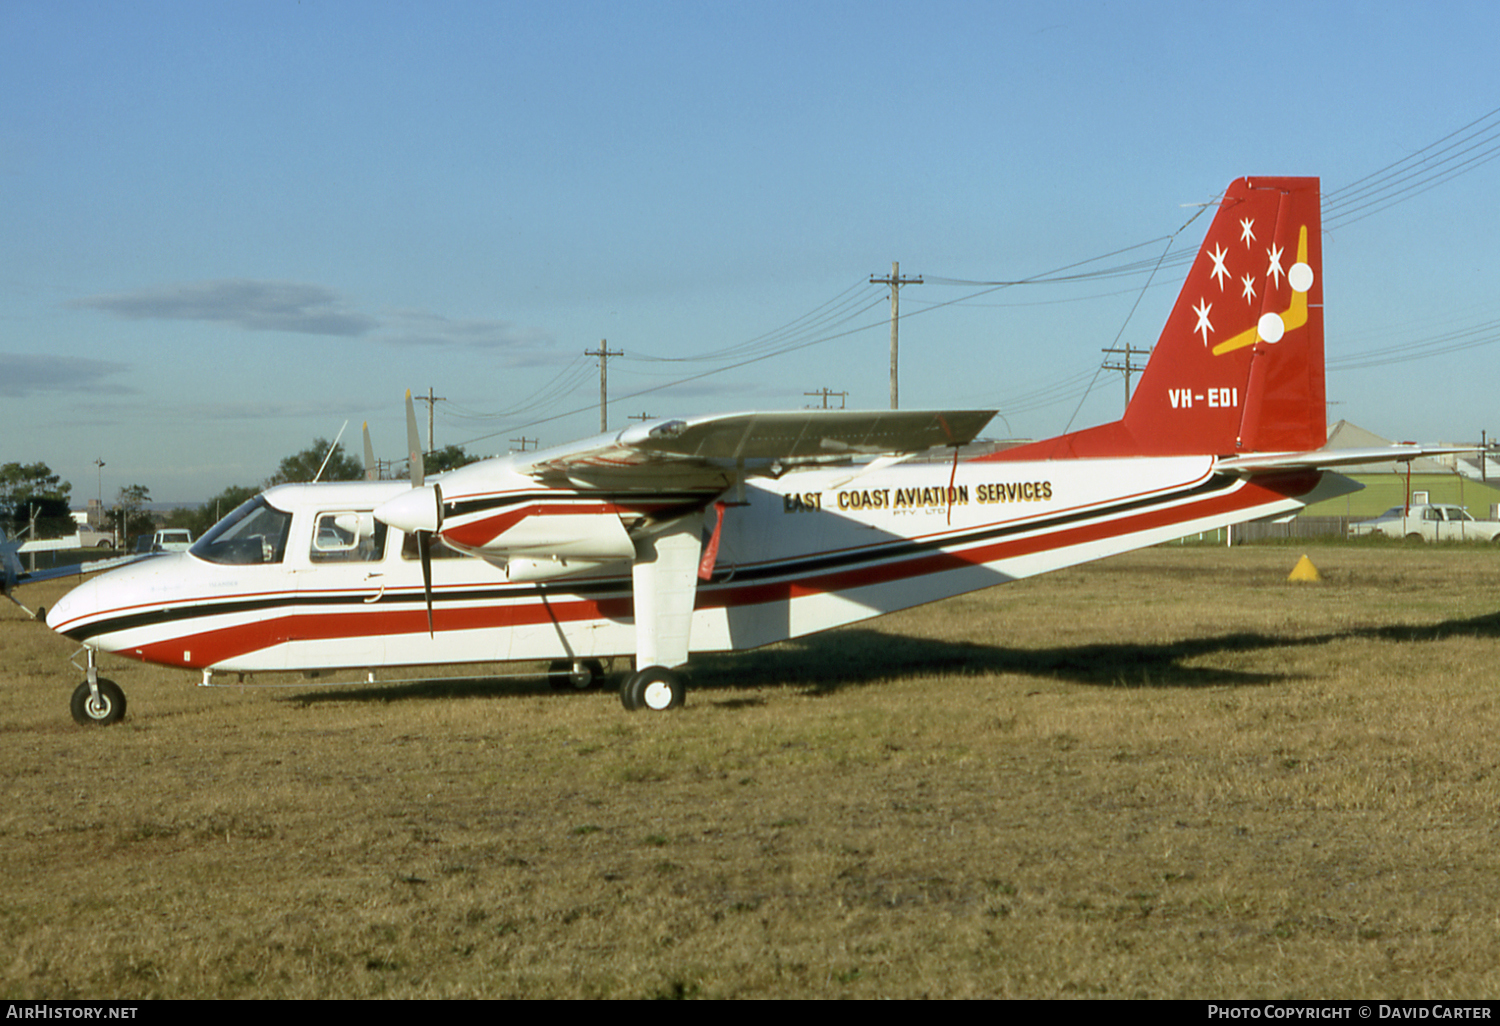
(513, 409), (998, 488)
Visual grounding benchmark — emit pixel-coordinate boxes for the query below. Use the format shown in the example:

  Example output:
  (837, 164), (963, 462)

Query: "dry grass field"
(3, 543), (1499, 999)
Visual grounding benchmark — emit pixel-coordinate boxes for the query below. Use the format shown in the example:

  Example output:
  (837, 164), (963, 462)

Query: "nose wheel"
(71, 678), (126, 726)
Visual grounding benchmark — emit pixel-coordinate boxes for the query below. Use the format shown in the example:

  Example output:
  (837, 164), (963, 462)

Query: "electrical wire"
(443, 106), (1500, 451)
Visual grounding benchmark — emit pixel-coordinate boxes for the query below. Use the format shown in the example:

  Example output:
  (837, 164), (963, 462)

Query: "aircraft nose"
(45, 576), (99, 639)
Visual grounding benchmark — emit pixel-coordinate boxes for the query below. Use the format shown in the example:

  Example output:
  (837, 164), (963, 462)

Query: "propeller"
(372, 391), (443, 636)
(363, 421), (378, 481)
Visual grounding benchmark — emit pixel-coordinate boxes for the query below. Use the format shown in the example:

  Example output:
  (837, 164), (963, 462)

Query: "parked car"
(1348, 503), (1500, 542)
(152, 529), (194, 552)
(133, 529), (195, 553)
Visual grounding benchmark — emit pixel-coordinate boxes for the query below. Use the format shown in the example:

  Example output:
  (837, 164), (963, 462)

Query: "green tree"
(113, 484), (154, 543)
(422, 444), (479, 476)
(265, 439), (365, 487)
(0, 462), (74, 538)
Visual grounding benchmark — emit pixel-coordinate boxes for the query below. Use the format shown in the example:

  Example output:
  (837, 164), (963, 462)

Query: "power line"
(443, 107), (1500, 451)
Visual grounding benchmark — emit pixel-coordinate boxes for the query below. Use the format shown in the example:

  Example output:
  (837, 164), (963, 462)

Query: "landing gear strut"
(619, 666), (686, 712)
(70, 649), (126, 726)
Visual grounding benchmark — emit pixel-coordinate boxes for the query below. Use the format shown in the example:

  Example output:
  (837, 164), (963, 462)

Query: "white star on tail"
(1241, 273), (1256, 304)
(1193, 298), (1213, 346)
(1208, 243), (1229, 289)
(1240, 217), (1255, 246)
(1266, 242), (1285, 288)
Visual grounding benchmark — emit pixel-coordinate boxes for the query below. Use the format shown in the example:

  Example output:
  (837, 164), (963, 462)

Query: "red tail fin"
(987, 177), (1325, 460)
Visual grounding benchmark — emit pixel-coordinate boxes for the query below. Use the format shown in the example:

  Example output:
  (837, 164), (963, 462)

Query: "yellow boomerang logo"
(1212, 225), (1310, 356)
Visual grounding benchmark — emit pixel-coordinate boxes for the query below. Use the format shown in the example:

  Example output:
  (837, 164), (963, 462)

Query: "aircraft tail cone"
(1287, 555), (1322, 582)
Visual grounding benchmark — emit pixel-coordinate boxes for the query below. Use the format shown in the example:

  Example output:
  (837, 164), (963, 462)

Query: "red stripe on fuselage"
(121, 590), (635, 669)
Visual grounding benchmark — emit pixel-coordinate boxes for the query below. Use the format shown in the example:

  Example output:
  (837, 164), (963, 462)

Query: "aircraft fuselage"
(45, 456), (1350, 678)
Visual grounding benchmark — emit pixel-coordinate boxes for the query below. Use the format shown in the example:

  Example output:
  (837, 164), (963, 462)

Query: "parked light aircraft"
(16, 177), (1454, 725)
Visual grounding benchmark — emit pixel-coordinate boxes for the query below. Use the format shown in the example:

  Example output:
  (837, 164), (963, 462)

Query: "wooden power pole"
(585, 341), (623, 432)
(415, 387), (446, 453)
(1101, 343), (1148, 414)
(804, 387), (848, 409)
(870, 261), (922, 409)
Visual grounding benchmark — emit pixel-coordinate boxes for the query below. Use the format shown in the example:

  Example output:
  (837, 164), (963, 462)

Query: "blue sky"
(5, 0), (1500, 503)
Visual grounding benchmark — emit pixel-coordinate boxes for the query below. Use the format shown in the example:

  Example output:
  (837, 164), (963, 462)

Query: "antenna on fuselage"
(313, 421), (350, 483)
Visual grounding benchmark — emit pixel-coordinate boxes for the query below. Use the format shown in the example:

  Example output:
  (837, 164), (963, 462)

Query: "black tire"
(547, 659), (606, 690)
(620, 666), (685, 712)
(71, 679), (126, 727)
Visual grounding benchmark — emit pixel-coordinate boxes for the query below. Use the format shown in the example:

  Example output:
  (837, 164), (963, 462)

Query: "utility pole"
(870, 261), (922, 409)
(627, 411), (655, 422)
(803, 387), (848, 410)
(415, 388), (447, 453)
(93, 458), (106, 531)
(509, 436), (537, 452)
(585, 340), (624, 432)
(1101, 343), (1149, 414)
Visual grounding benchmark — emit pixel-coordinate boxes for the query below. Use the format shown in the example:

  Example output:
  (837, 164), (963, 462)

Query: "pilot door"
(288, 509), (391, 671)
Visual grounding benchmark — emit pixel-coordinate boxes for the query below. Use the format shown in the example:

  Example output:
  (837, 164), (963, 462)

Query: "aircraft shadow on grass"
(284, 609), (1500, 708)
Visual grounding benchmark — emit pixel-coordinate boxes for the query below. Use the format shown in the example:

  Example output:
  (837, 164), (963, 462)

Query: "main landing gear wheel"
(70, 678), (126, 727)
(620, 666), (686, 712)
(547, 659), (606, 690)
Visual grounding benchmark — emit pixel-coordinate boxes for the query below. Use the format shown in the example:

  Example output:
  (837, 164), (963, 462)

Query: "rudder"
(1125, 176), (1324, 455)
(984, 177), (1325, 461)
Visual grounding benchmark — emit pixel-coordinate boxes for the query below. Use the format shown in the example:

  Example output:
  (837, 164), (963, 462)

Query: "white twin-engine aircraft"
(30, 177), (1445, 725)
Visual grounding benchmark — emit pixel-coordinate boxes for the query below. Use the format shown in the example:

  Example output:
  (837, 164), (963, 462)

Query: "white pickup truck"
(1349, 503), (1500, 542)
(133, 529), (195, 553)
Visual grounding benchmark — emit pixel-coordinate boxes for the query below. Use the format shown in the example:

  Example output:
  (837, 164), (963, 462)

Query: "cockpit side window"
(190, 497), (293, 565)
(310, 512), (388, 563)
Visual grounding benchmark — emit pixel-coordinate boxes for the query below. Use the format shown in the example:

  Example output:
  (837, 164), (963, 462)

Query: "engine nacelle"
(499, 555), (628, 583)
(441, 504), (638, 563)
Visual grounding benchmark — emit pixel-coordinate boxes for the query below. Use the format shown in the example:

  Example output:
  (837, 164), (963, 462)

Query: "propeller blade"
(363, 421), (377, 481)
(405, 389), (424, 487)
(418, 529), (435, 637)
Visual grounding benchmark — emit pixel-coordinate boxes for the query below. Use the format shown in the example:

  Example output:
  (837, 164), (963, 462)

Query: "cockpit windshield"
(190, 496), (293, 565)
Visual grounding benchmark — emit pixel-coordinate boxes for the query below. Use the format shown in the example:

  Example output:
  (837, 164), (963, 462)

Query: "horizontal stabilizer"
(1217, 444), (1477, 474)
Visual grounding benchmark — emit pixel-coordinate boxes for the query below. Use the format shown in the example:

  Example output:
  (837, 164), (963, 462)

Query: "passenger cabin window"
(310, 512), (387, 563)
(191, 497), (293, 565)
